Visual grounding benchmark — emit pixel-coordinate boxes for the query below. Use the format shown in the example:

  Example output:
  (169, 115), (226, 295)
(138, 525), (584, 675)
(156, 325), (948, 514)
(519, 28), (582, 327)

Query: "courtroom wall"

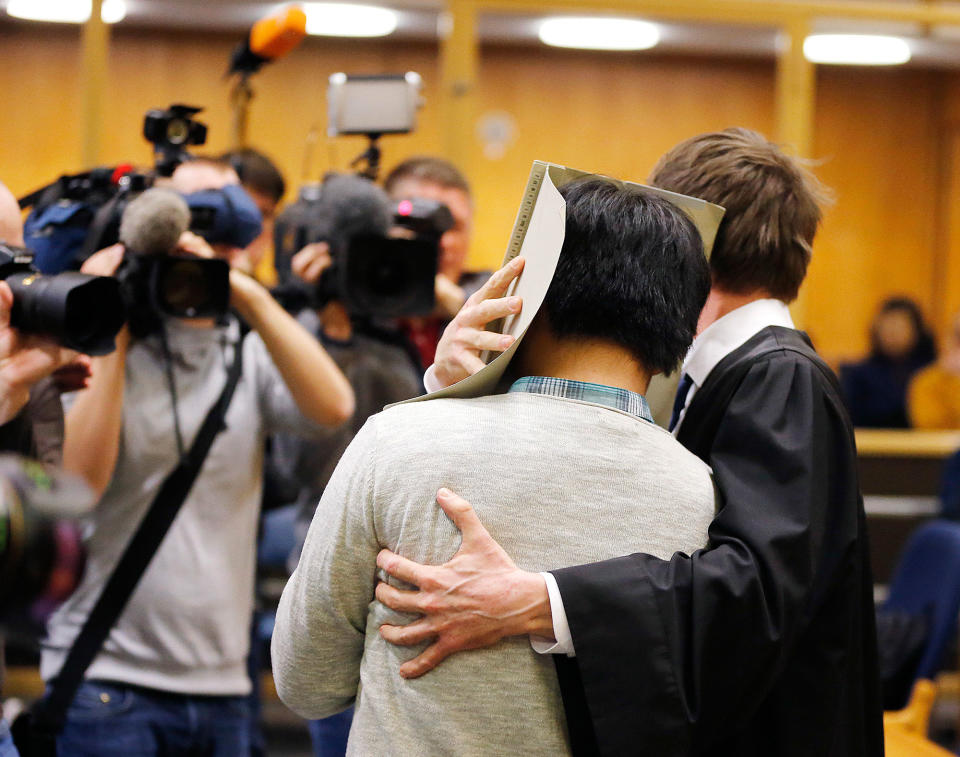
(0, 22), (953, 364)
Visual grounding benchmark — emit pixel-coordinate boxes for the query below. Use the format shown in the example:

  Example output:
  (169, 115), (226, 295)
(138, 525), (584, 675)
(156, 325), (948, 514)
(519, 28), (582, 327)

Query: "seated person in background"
(220, 147), (286, 286)
(384, 156), (489, 367)
(909, 310), (960, 429)
(272, 179), (716, 755)
(841, 296), (935, 427)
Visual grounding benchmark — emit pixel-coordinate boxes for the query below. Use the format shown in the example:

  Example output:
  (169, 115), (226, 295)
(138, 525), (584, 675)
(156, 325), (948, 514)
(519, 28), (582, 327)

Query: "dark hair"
(649, 128), (831, 302)
(542, 179), (710, 374)
(383, 156), (471, 198)
(871, 296), (936, 364)
(220, 148), (286, 204)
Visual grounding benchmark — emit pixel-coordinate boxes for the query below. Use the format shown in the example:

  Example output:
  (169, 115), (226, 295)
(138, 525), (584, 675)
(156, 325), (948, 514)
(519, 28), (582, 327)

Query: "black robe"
(551, 326), (884, 756)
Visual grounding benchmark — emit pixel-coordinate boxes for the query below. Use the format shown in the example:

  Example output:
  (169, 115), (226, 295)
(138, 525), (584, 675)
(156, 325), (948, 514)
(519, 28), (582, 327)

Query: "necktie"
(668, 373), (694, 432)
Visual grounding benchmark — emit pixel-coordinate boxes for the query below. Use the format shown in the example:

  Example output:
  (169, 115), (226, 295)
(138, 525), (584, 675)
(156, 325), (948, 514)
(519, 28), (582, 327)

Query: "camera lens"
(343, 236), (437, 317)
(147, 256), (230, 320)
(165, 118), (190, 146)
(160, 259), (212, 318)
(6, 272), (126, 356)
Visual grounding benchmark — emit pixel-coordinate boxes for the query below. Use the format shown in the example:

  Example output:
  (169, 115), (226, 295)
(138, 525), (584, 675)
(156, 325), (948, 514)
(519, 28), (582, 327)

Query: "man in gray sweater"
(272, 179), (716, 755)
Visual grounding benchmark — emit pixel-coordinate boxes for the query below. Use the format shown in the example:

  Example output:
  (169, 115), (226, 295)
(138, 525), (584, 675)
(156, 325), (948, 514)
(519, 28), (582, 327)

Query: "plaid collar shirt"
(508, 376), (653, 423)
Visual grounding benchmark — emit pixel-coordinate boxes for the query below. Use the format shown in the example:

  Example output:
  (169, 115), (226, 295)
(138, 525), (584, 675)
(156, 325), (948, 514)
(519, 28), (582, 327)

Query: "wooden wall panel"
(471, 47), (775, 272)
(0, 25), (83, 202)
(0, 21), (952, 365)
(0, 25), (444, 205)
(807, 67), (942, 364)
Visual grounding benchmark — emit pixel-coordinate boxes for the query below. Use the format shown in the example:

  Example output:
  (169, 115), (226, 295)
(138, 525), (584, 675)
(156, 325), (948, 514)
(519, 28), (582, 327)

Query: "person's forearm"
(62, 332), (128, 497)
(515, 570), (555, 638)
(231, 273), (354, 426)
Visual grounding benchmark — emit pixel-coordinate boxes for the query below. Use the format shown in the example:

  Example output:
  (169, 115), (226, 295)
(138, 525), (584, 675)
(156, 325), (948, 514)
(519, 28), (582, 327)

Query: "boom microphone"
(119, 188), (190, 257)
(229, 5), (308, 76)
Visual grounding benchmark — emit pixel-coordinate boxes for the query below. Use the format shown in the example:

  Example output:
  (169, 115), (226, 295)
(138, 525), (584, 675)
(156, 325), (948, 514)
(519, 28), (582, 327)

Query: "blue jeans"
(57, 680), (251, 757)
(307, 708), (353, 757)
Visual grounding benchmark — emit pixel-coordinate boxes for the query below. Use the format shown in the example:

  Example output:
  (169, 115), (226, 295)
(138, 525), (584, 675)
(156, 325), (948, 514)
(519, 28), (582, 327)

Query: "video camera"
(143, 104), (208, 178)
(0, 244), (126, 356)
(19, 104), (211, 274)
(274, 175), (452, 318)
(113, 188), (236, 338)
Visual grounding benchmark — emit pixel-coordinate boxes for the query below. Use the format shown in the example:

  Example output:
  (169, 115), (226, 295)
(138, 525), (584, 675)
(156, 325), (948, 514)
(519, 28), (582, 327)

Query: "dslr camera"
(0, 243), (126, 356)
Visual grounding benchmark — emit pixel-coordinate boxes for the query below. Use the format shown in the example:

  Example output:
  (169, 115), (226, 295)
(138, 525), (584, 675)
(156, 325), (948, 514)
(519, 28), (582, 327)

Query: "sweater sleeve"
(271, 417), (380, 719)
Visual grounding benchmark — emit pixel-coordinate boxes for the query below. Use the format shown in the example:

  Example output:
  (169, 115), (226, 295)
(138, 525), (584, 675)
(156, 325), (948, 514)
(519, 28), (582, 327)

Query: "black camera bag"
(12, 337), (244, 756)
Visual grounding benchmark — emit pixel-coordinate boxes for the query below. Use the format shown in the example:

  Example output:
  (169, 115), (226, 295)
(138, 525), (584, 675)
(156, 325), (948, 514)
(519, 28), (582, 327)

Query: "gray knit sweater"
(273, 391), (716, 756)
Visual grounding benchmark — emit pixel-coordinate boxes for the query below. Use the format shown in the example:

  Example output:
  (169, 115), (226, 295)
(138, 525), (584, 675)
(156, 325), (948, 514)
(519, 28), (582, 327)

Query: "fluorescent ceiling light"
(539, 16), (660, 51)
(101, 0), (126, 24)
(6, 0), (126, 23)
(803, 34), (911, 65)
(303, 3), (398, 38)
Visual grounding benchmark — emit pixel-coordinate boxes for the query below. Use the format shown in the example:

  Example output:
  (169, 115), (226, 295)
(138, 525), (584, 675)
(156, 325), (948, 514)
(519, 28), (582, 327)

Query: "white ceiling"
(6, 0), (960, 68)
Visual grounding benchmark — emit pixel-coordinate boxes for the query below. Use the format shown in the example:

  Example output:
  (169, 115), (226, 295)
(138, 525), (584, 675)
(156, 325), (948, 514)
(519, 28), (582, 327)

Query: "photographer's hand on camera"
(434, 273), (466, 320)
(431, 256), (525, 389)
(291, 242), (332, 285)
(174, 231), (216, 260)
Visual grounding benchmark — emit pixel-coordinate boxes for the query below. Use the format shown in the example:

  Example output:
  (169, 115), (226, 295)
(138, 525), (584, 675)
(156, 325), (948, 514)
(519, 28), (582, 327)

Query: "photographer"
(0, 182), (92, 455)
(43, 162), (354, 756)
(0, 178), (98, 757)
(383, 157), (489, 368)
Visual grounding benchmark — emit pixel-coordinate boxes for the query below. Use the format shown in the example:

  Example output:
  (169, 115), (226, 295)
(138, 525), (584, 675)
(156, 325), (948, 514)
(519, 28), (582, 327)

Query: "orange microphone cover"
(250, 6), (307, 60)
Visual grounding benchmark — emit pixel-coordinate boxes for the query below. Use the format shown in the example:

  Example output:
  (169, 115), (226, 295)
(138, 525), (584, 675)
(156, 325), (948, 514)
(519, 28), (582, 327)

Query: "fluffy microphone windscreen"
(250, 6), (306, 60)
(310, 173), (393, 253)
(119, 188), (191, 257)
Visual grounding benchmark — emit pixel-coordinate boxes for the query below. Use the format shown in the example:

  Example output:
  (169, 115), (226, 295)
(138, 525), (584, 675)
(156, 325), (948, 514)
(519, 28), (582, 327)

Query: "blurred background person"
(840, 296), (936, 428)
(383, 156), (490, 368)
(0, 178), (98, 757)
(909, 311), (960, 429)
(221, 147), (286, 287)
(0, 181), (90, 449)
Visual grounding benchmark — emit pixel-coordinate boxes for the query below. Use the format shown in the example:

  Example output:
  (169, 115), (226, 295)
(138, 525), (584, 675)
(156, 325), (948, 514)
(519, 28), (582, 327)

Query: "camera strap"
(27, 336), (246, 741)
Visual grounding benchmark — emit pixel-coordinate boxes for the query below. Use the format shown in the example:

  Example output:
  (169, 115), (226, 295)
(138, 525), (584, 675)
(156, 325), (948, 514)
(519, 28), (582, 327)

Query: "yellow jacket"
(908, 364), (960, 429)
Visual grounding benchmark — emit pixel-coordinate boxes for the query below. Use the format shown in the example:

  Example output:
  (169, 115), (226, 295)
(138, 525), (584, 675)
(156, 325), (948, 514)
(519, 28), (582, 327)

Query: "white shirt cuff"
(423, 364), (444, 394)
(530, 572), (576, 657)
